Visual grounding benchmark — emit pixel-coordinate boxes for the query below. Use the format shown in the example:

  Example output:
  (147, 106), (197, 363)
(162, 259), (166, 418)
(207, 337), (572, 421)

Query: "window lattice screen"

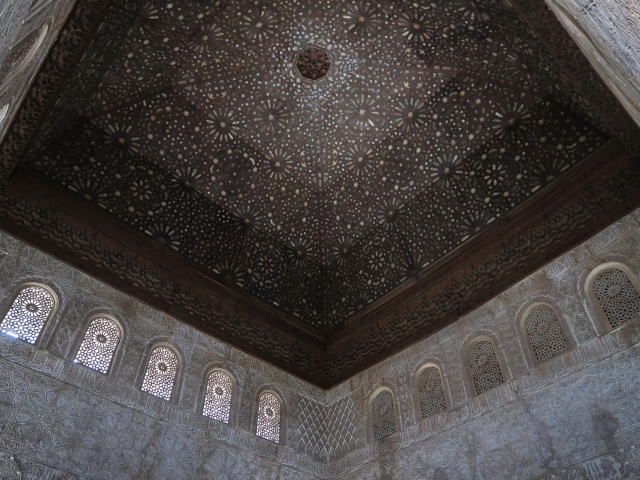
(418, 366), (447, 418)
(372, 390), (396, 440)
(141, 346), (178, 401)
(203, 370), (233, 423)
(524, 306), (569, 363)
(256, 392), (282, 443)
(0, 286), (54, 343)
(74, 317), (121, 373)
(592, 268), (640, 329)
(468, 339), (504, 395)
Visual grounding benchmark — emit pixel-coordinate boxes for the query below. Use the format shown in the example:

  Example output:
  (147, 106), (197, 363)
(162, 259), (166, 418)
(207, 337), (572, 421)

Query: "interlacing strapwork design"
(468, 339), (504, 395)
(525, 306), (569, 363)
(298, 396), (357, 455)
(418, 367), (447, 418)
(592, 268), (640, 329)
(203, 370), (233, 423)
(141, 346), (178, 401)
(0, 286), (54, 343)
(256, 392), (281, 443)
(74, 317), (121, 373)
(372, 390), (396, 440)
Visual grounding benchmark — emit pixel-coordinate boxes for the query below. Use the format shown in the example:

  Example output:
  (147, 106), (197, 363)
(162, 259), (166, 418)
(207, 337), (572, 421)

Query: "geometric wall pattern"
(298, 396), (357, 459)
(334, 345), (640, 479)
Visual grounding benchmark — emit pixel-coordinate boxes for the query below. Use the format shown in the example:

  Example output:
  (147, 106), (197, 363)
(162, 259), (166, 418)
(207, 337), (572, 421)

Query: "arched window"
(256, 392), (282, 443)
(203, 370), (233, 423)
(371, 389), (396, 440)
(0, 285), (55, 344)
(417, 366), (447, 419)
(141, 346), (179, 401)
(74, 316), (122, 374)
(468, 339), (504, 395)
(524, 305), (569, 363)
(590, 267), (640, 329)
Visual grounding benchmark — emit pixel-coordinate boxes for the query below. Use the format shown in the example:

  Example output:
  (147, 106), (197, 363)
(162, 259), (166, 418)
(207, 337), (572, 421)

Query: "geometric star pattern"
(29, 0), (606, 330)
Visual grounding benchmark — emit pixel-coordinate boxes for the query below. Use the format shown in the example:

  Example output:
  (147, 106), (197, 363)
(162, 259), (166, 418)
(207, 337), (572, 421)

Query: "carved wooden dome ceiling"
(1, 0), (639, 387)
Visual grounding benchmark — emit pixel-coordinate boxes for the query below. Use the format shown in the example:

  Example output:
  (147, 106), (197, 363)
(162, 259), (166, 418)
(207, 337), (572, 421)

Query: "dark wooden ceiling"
(1, 0), (639, 387)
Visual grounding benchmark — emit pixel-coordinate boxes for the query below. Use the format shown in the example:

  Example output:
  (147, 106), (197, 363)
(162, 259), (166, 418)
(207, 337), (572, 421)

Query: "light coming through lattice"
(372, 390), (396, 440)
(592, 268), (640, 329)
(141, 346), (178, 401)
(74, 317), (121, 373)
(256, 392), (281, 443)
(468, 339), (504, 395)
(0, 285), (54, 344)
(203, 370), (233, 423)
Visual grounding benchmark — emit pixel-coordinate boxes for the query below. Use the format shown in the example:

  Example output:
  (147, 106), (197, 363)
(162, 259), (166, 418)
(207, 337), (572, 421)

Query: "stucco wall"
(0, 210), (639, 479)
(1, 0), (640, 476)
(0, 230), (329, 479)
(543, 0), (640, 127)
(323, 208), (640, 479)
(0, 0), (77, 142)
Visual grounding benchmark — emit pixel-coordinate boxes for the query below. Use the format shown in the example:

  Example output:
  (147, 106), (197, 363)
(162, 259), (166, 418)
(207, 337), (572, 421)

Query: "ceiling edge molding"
(2, 140), (638, 387)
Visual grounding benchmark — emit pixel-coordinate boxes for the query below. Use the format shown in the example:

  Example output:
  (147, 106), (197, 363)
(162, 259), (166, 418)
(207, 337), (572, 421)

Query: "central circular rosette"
(295, 46), (332, 80)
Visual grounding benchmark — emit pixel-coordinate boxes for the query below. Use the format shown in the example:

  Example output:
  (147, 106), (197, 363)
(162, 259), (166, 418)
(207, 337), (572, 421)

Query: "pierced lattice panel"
(0, 286), (54, 344)
(372, 391), (396, 440)
(418, 366), (447, 418)
(592, 269), (640, 329)
(203, 371), (233, 423)
(468, 339), (504, 395)
(256, 392), (281, 443)
(74, 317), (121, 373)
(141, 346), (178, 401)
(525, 306), (569, 363)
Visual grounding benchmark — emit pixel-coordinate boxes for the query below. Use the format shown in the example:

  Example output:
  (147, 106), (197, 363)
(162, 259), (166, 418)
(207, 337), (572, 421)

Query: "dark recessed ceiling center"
(296, 46), (331, 80)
